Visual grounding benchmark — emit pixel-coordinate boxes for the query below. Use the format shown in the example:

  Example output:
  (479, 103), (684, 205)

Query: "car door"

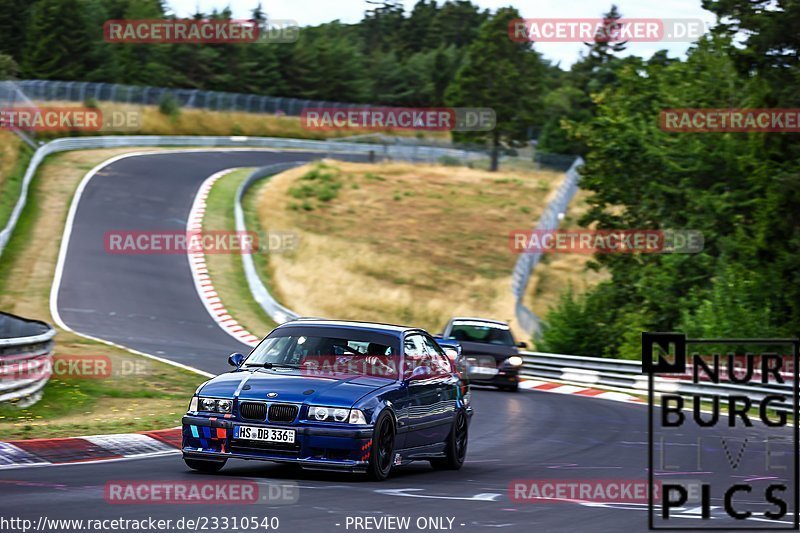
(401, 333), (443, 449)
(422, 334), (458, 443)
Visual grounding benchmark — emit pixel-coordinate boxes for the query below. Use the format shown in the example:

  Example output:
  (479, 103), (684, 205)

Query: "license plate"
(467, 359), (498, 376)
(234, 426), (296, 443)
(470, 366), (498, 376)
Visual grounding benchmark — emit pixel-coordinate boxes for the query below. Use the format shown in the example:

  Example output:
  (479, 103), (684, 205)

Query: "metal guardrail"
(520, 351), (796, 412)
(512, 157), (584, 336)
(0, 135), (484, 260)
(0, 312), (56, 405)
(235, 163), (304, 324)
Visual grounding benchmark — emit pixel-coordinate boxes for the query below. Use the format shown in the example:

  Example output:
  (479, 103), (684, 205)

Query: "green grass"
(243, 178), (287, 321)
(0, 347), (204, 439)
(287, 162), (343, 209)
(202, 168), (278, 336)
(0, 153), (43, 299)
(0, 144), (33, 234)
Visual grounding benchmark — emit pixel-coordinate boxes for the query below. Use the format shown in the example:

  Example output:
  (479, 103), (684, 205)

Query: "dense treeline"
(0, 0), (505, 105)
(536, 1), (800, 357)
(0, 0), (604, 159)
(1, 0), (797, 355)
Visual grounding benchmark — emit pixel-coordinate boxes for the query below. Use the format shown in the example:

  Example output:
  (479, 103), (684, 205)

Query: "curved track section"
(53, 150), (347, 374)
(0, 150), (790, 532)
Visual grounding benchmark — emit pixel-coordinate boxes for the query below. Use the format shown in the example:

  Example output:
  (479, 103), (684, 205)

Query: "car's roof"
(449, 316), (510, 327)
(275, 318), (418, 335)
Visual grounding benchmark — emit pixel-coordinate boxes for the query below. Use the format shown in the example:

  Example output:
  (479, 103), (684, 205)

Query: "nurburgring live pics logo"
(644, 332), (799, 530)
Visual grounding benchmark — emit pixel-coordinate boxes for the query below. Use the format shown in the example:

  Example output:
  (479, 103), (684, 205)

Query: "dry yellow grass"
(0, 131), (21, 179)
(255, 160), (565, 339)
(34, 101), (451, 141)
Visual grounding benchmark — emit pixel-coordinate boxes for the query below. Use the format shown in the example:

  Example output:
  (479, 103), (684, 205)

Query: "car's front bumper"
(181, 415), (374, 472)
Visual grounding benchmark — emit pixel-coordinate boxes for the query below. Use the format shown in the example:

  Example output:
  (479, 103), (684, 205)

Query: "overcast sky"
(166, 0), (717, 68)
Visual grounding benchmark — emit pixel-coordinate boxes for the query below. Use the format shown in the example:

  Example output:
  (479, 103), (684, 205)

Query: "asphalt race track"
(54, 150), (360, 374)
(0, 150), (794, 532)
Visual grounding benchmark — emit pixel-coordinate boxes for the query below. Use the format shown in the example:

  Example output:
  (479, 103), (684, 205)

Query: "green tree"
(538, 5), (631, 155)
(0, 52), (18, 79)
(0, 0), (40, 59)
(22, 0), (94, 79)
(111, 0), (170, 85)
(431, 0), (487, 49)
(446, 7), (544, 170)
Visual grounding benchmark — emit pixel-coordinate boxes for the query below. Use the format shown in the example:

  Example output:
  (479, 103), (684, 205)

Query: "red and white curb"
(0, 429), (181, 470)
(520, 378), (644, 403)
(187, 169), (261, 348)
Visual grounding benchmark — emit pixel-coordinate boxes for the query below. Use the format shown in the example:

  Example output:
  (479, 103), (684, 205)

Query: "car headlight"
(197, 397), (232, 413)
(201, 398), (218, 411)
(189, 396), (198, 411)
(506, 356), (523, 367)
(311, 406), (329, 421)
(307, 406), (368, 424)
(349, 409), (368, 425)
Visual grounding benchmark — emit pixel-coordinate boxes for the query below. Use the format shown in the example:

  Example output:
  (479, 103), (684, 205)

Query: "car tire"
(367, 411), (395, 481)
(431, 410), (468, 470)
(184, 458), (226, 473)
(500, 382), (519, 392)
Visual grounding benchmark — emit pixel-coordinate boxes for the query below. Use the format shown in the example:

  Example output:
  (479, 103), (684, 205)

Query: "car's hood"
(198, 369), (393, 407)
(457, 340), (518, 360)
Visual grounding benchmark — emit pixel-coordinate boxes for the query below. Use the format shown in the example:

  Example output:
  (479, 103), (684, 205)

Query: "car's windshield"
(246, 330), (401, 379)
(448, 322), (515, 346)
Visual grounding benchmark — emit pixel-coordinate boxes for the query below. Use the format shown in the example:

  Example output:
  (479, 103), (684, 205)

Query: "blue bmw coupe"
(182, 319), (472, 480)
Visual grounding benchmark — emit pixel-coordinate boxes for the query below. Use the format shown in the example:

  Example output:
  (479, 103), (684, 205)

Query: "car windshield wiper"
(244, 362), (301, 369)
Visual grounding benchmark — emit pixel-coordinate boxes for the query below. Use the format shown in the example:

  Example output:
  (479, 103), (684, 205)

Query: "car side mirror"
(517, 341), (528, 349)
(228, 352), (245, 367)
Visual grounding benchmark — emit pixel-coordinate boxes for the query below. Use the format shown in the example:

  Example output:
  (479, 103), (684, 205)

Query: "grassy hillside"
(251, 160), (579, 338)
